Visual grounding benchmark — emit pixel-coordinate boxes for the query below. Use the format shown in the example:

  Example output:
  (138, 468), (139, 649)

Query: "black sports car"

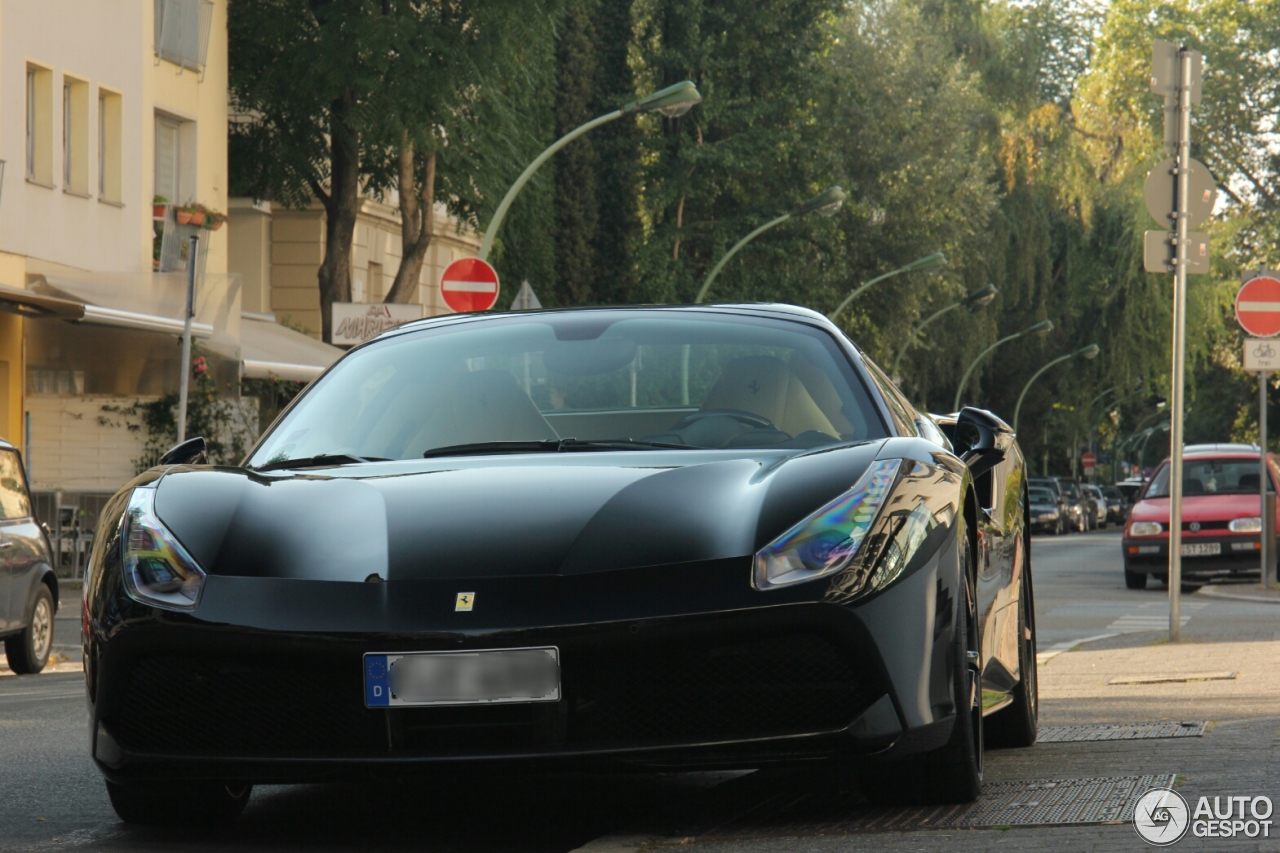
(83, 304), (1037, 823)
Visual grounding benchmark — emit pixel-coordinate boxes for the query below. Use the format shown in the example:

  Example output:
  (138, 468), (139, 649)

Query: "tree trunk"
(385, 135), (435, 305)
(316, 93), (361, 343)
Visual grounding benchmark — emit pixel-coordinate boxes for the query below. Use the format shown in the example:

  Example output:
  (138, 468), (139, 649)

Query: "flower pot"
(153, 204), (167, 219)
(209, 219), (224, 231)
(176, 210), (193, 225)
(189, 211), (206, 226)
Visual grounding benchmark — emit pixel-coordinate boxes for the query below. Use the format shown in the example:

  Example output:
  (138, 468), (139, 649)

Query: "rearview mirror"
(159, 436), (208, 466)
(951, 407), (1012, 477)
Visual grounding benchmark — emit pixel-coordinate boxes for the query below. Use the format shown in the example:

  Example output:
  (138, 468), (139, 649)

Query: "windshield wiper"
(422, 438), (692, 459)
(251, 453), (389, 472)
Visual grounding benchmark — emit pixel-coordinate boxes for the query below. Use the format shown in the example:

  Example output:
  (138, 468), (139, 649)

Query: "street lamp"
(478, 80), (702, 261)
(891, 283), (997, 379)
(827, 251), (947, 322)
(1012, 344), (1101, 432)
(952, 319), (1055, 412)
(1137, 421), (1171, 469)
(694, 185), (846, 304)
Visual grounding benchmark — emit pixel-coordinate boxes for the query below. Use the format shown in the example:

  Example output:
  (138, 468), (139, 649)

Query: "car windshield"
(1060, 483), (1081, 499)
(247, 311), (889, 465)
(1145, 458), (1267, 498)
(1029, 488), (1055, 503)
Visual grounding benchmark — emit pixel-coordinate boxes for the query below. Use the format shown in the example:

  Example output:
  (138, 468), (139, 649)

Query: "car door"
(0, 449), (41, 631)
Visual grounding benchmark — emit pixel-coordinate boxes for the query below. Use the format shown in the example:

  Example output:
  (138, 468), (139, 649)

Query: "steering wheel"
(672, 409), (777, 431)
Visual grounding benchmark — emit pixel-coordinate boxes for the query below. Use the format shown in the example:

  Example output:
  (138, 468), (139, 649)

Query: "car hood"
(152, 442), (888, 581)
(1130, 493), (1262, 524)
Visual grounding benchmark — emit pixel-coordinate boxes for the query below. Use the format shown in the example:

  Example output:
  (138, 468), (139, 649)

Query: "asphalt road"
(0, 526), (1274, 852)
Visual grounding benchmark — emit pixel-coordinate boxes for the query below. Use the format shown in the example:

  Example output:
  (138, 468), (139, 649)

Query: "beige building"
(0, 0), (339, 548)
(228, 196), (483, 340)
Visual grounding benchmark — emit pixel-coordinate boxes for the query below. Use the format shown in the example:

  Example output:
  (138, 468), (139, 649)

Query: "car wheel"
(1180, 583), (1202, 594)
(1124, 569), (1148, 590)
(4, 585), (54, 674)
(864, 528), (982, 804)
(106, 779), (252, 825)
(986, 566), (1037, 748)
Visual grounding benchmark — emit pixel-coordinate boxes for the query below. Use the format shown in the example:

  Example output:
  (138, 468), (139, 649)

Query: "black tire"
(865, 529), (982, 805)
(1180, 583), (1202, 594)
(1124, 569), (1148, 590)
(5, 585), (53, 674)
(106, 779), (251, 825)
(986, 566), (1038, 748)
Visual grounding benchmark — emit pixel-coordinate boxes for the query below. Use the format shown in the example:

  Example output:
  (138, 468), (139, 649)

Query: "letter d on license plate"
(364, 647), (560, 707)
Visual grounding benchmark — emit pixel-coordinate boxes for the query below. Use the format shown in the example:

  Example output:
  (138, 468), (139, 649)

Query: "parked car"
(1029, 486), (1064, 535)
(0, 440), (59, 674)
(1028, 477), (1078, 532)
(1123, 446), (1277, 591)
(1100, 484), (1127, 525)
(1083, 484), (1109, 529)
(83, 304), (1038, 822)
(1116, 477), (1146, 508)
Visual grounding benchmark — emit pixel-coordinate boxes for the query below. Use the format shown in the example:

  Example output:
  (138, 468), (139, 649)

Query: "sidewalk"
(1198, 582), (1280, 604)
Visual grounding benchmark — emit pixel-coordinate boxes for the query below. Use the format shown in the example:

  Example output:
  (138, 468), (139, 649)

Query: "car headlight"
(1129, 521), (1163, 537)
(1229, 516), (1262, 533)
(122, 486), (206, 610)
(754, 459), (900, 590)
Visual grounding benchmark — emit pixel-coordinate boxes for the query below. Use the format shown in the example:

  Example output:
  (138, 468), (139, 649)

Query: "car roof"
(0, 438), (13, 451)
(1184, 443), (1261, 454)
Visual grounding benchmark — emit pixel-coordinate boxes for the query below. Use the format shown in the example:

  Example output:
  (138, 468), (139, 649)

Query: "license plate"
(1181, 542), (1221, 557)
(363, 648), (560, 707)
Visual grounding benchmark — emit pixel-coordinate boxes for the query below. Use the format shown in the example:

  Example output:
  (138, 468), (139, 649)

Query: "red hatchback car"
(1122, 444), (1278, 591)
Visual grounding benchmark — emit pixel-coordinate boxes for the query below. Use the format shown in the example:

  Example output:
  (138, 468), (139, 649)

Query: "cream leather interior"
(699, 356), (837, 437)
(405, 369), (558, 453)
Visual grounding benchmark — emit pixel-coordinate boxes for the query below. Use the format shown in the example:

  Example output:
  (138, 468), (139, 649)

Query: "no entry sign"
(1081, 451), (1097, 470)
(1235, 273), (1280, 338)
(440, 258), (500, 313)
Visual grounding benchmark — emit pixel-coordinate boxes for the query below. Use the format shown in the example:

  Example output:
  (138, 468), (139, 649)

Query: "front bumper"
(86, 550), (960, 782)
(1123, 535), (1264, 578)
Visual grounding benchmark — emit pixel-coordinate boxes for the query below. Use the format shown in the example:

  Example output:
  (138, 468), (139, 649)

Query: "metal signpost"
(1145, 41), (1209, 642)
(1238, 272), (1280, 590)
(176, 234), (198, 444)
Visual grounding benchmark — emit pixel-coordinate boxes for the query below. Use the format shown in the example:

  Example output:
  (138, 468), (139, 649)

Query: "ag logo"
(455, 592), (475, 612)
(1134, 787), (1190, 845)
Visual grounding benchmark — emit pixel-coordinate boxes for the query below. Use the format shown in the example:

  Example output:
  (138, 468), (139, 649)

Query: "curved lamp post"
(827, 251), (947, 322)
(952, 319), (1054, 412)
(694, 185), (846, 304)
(479, 81), (702, 261)
(1137, 421), (1171, 469)
(891, 283), (998, 379)
(1012, 344), (1101, 432)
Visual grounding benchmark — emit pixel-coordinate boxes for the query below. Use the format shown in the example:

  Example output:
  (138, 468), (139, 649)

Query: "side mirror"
(159, 436), (208, 466)
(952, 407), (1012, 478)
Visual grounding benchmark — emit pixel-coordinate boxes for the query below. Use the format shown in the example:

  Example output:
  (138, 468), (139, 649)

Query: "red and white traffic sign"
(1081, 452), (1097, 470)
(1235, 274), (1280, 338)
(440, 258), (500, 313)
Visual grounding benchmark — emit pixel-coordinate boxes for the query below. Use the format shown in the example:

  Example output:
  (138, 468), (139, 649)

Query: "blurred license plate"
(363, 648), (559, 707)
(1181, 542), (1220, 557)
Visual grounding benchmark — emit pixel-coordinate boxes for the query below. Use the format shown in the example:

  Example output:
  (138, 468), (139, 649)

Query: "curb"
(1198, 587), (1280, 605)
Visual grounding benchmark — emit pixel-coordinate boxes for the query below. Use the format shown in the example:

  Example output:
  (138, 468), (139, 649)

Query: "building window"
(368, 262), (383, 301)
(153, 114), (192, 204)
(62, 76), (89, 195)
(98, 90), (123, 203)
(25, 64), (53, 185)
(154, 0), (215, 73)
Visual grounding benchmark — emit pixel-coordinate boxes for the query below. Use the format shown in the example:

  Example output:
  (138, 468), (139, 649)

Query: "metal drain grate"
(1037, 721), (1206, 742)
(696, 774), (1177, 837)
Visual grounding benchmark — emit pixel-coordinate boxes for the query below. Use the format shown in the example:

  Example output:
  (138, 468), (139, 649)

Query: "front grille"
(566, 630), (866, 748)
(107, 629), (868, 759)
(1182, 520), (1229, 531)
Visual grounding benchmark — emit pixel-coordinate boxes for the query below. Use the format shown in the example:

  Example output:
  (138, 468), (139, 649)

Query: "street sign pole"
(177, 234), (198, 445)
(1167, 45), (1196, 643)
(1261, 369), (1270, 590)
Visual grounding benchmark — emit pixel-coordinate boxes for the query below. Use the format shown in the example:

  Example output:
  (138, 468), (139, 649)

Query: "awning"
(25, 275), (214, 338)
(240, 313), (344, 381)
(0, 282), (85, 320)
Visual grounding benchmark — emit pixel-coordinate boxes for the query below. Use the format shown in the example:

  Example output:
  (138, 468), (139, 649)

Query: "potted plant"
(175, 204), (195, 225)
(153, 196), (169, 219)
(202, 208), (226, 231)
(188, 203), (207, 227)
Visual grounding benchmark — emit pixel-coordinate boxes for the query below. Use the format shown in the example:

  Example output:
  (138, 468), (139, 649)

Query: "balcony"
(154, 0), (214, 74)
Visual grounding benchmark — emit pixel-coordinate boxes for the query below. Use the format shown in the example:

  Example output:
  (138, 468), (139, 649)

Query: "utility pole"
(1145, 41), (1208, 642)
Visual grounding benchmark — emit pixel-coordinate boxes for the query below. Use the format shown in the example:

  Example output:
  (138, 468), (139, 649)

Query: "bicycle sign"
(1244, 338), (1280, 373)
